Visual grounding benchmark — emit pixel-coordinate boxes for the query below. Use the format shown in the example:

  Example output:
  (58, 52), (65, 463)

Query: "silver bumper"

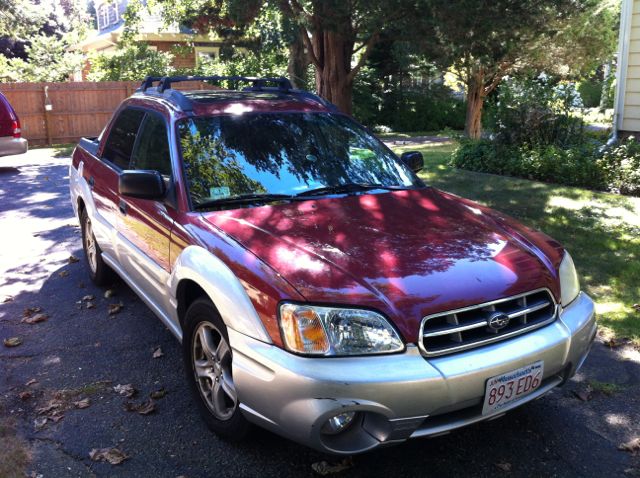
(229, 292), (596, 454)
(0, 136), (27, 157)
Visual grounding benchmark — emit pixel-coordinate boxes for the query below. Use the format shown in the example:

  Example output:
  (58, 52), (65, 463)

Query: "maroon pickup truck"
(69, 75), (596, 454)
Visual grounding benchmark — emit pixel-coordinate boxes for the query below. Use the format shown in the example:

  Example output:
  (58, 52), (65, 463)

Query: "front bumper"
(229, 292), (596, 454)
(0, 136), (28, 157)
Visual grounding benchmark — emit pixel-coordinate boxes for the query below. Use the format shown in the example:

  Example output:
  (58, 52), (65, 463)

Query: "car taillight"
(11, 119), (21, 138)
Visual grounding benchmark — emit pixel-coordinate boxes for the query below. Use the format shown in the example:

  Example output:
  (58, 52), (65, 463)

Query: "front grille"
(419, 288), (557, 357)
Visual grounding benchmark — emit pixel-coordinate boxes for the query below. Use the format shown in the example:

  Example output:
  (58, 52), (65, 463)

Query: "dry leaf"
(58, 270), (69, 278)
(86, 302), (96, 309)
(22, 313), (48, 324)
(604, 337), (633, 348)
(113, 384), (137, 398)
(68, 255), (80, 263)
(25, 379), (38, 386)
(572, 387), (593, 402)
(74, 398), (90, 409)
(124, 399), (156, 415)
(104, 289), (115, 298)
(495, 462), (512, 472)
(34, 417), (48, 430)
(150, 388), (167, 400)
(82, 295), (94, 301)
(49, 413), (64, 423)
(23, 307), (42, 318)
(619, 438), (640, 454)
(4, 337), (22, 347)
(311, 457), (354, 475)
(19, 391), (32, 401)
(108, 303), (123, 315)
(152, 347), (164, 359)
(1, 296), (13, 303)
(89, 447), (129, 465)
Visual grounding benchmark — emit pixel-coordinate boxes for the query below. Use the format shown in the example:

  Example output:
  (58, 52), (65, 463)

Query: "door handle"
(88, 176), (95, 188)
(119, 199), (127, 215)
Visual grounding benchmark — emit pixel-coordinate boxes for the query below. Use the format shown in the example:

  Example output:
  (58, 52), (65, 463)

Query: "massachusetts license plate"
(482, 361), (544, 415)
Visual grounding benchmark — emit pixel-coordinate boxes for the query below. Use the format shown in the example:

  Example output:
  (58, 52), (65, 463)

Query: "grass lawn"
(393, 142), (640, 344)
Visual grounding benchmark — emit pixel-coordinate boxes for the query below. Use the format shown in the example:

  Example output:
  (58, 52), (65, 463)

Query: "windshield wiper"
(295, 183), (412, 197)
(194, 193), (294, 210)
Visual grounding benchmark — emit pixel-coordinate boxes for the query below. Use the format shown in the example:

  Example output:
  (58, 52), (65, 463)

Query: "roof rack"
(135, 75), (338, 113)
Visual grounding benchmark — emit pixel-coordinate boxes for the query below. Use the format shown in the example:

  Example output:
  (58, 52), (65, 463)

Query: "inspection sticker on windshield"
(482, 361), (544, 415)
(209, 186), (230, 200)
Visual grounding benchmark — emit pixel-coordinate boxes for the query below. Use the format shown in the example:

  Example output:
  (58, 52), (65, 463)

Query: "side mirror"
(400, 151), (424, 173)
(119, 170), (165, 200)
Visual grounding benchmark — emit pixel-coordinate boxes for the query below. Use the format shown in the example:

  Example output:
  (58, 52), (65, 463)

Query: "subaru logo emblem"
(487, 312), (510, 331)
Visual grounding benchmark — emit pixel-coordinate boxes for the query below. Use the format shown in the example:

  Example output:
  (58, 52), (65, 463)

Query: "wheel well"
(176, 279), (208, 327)
(77, 197), (85, 217)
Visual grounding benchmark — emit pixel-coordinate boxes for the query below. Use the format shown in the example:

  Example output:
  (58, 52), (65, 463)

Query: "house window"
(97, 1), (119, 30)
(195, 47), (220, 65)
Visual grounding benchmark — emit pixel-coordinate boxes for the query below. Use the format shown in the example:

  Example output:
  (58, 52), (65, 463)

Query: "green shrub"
(452, 137), (640, 196)
(577, 79), (602, 108)
(599, 138), (640, 195)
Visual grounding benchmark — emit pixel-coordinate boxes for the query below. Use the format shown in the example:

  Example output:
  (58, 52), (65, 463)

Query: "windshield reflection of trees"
(178, 113), (415, 204)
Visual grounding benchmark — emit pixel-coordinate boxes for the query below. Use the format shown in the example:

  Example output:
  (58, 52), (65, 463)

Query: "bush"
(598, 138), (640, 195)
(451, 138), (640, 196)
(87, 44), (175, 81)
(577, 79), (602, 108)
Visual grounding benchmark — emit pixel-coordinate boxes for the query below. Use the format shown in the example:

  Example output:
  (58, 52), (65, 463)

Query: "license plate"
(482, 361), (544, 415)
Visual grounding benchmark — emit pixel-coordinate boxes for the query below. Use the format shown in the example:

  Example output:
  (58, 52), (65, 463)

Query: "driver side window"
(130, 113), (172, 177)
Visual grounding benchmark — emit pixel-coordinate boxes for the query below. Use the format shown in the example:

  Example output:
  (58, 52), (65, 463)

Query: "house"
(614, 0), (640, 135)
(73, 0), (235, 79)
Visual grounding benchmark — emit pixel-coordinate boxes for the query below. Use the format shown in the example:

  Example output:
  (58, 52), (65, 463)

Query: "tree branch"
(346, 32), (379, 84)
(300, 26), (322, 70)
(482, 61), (512, 96)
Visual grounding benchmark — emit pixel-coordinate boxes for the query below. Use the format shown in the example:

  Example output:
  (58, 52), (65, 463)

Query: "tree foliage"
(87, 44), (176, 81)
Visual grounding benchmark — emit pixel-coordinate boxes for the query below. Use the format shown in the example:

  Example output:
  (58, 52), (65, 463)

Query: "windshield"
(177, 112), (421, 209)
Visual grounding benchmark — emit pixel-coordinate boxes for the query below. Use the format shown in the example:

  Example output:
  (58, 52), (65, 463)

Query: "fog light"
(321, 412), (357, 435)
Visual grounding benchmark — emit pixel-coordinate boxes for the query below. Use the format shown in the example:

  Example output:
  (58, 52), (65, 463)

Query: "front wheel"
(183, 297), (250, 441)
(80, 208), (114, 286)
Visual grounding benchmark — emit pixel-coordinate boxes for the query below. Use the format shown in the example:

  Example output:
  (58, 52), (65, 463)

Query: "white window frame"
(195, 46), (220, 65)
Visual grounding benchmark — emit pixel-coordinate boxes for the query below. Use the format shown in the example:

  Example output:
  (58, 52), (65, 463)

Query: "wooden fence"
(0, 81), (216, 146)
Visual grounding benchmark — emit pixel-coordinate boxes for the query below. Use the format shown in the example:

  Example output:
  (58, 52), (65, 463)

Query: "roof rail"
(136, 75), (338, 112)
(153, 75), (293, 93)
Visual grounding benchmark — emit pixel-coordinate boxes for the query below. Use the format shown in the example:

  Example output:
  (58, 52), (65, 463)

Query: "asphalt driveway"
(0, 148), (639, 477)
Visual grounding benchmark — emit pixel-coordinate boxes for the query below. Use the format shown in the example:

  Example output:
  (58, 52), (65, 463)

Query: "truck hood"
(203, 188), (561, 342)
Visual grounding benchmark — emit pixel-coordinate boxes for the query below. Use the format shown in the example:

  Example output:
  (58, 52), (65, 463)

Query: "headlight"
(279, 303), (404, 356)
(559, 251), (580, 307)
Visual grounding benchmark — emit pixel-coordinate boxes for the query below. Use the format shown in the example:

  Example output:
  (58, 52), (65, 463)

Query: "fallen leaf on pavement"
(152, 347), (164, 359)
(23, 307), (42, 318)
(150, 388), (167, 400)
(89, 447), (129, 465)
(25, 379), (38, 386)
(86, 302), (96, 309)
(604, 337), (633, 348)
(619, 438), (640, 454)
(22, 313), (48, 324)
(19, 391), (32, 400)
(495, 462), (512, 472)
(113, 384), (137, 398)
(74, 398), (90, 409)
(108, 303), (124, 315)
(34, 417), (48, 430)
(68, 255), (80, 263)
(82, 295), (94, 301)
(124, 398), (156, 415)
(58, 270), (69, 278)
(1, 295), (13, 303)
(311, 457), (354, 475)
(104, 289), (116, 298)
(4, 337), (22, 347)
(572, 384), (593, 402)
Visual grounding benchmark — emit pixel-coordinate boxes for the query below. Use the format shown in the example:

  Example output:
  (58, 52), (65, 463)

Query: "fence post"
(42, 85), (53, 146)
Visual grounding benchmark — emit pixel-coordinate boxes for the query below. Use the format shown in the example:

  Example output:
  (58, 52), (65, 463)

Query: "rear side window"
(102, 108), (145, 169)
(130, 113), (172, 177)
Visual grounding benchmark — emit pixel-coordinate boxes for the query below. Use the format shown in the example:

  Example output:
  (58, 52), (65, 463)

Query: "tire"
(80, 208), (114, 286)
(183, 297), (250, 441)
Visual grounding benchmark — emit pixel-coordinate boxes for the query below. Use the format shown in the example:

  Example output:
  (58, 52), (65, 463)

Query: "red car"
(69, 76), (596, 454)
(0, 91), (27, 157)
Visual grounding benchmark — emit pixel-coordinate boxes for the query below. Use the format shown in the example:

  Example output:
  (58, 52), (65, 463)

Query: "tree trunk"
(465, 71), (485, 139)
(287, 31), (309, 89)
(312, 27), (354, 114)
